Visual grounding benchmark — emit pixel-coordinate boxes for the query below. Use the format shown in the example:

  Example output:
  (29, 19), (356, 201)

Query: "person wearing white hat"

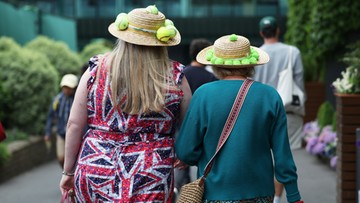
(176, 34), (303, 203)
(44, 74), (79, 168)
(59, 5), (192, 202)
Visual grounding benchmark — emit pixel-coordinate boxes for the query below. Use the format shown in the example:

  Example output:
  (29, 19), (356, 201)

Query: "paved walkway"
(282, 148), (336, 202)
(0, 148), (336, 203)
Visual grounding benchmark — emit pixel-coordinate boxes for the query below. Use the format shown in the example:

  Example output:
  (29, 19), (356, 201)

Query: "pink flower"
(303, 121), (320, 138)
(323, 131), (336, 144)
(330, 156), (337, 169)
(312, 142), (326, 155)
(306, 137), (319, 154)
(318, 126), (333, 142)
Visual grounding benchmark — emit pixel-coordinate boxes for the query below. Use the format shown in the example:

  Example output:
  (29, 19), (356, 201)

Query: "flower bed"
(303, 120), (337, 169)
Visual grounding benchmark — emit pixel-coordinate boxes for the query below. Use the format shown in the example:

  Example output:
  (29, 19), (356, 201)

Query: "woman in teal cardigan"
(175, 34), (303, 203)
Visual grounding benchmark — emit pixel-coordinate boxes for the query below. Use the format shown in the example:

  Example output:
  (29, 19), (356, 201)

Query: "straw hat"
(197, 34), (269, 68)
(108, 6), (181, 46)
(60, 74), (78, 88)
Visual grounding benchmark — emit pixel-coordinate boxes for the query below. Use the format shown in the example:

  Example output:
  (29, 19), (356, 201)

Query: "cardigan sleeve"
(175, 94), (205, 166)
(271, 100), (301, 202)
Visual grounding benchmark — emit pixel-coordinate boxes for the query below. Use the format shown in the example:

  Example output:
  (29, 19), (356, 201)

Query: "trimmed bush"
(0, 143), (10, 167)
(0, 37), (22, 52)
(0, 46), (59, 134)
(0, 37), (22, 122)
(316, 101), (335, 130)
(25, 36), (82, 77)
(80, 38), (112, 64)
(3, 128), (29, 144)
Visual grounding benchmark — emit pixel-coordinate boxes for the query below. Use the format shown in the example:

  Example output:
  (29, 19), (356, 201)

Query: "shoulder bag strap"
(202, 79), (254, 178)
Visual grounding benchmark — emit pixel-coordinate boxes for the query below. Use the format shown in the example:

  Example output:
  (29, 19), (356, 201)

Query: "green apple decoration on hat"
(206, 50), (214, 61)
(166, 25), (177, 38)
(146, 5), (158, 14)
(115, 13), (129, 30)
(229, 34), (238, 41)
(164, 19), (174, 26)
(233, 60), (241, 65)
(156, 18), (178, 42)
(225, 60), (233, 65)
(156, 27), (173, 42)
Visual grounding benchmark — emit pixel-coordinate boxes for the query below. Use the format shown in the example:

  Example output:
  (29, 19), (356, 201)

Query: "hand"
(174, 159), (188, 169)
(44, 135), (51, 141)
(43, 135), (51, 149)
(60, 174), (75, 195)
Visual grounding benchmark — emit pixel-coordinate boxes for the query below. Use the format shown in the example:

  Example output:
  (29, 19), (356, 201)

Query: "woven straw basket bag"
(177, 177), (205, 203)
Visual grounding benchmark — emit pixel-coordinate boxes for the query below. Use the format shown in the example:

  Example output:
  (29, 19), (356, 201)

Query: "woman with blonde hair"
(59, 6), (191, 202)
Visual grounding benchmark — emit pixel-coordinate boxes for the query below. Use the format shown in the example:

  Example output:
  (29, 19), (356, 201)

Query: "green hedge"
(80, 38), (112, 64)
(285, 0), (360, 82)
(25, 36), (82, 77)
(0, 36), (111, 137)
(316, 101), (335, 130)
(0, 143), (10, 167)
(0, 39), (59, 134)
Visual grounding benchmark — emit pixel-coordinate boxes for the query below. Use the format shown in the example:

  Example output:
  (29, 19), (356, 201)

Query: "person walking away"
(253, 16), (306, 203)
(44, 74), (78, 168)
(183, 38), (218, 94)
(176, 34), (303, 203)
(59, 5), (192, 202)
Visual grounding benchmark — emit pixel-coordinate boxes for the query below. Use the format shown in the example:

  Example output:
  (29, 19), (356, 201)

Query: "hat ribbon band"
(128, 24), (157, 34)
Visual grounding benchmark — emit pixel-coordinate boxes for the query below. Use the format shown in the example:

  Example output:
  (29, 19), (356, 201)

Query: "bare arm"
(63, 70), (90, 174)
(178, 76), (192, 128)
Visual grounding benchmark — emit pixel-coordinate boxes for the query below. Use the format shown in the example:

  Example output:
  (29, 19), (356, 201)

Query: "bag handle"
(202, 79), (254, 179)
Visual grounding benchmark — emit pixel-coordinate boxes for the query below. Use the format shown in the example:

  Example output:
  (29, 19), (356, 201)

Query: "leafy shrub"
(286, 0), (360, 82)
(316, 101), (335, 130)
(0, 143), (10, 166)
(25, 36), (82, 77)
(0, 37), (22, 122)
(0, 47), (59, 134)
(80, 38), (112, 64)
(0, 75), (10, 122)
(2, 128), (29, 144)
(0, 37), (21, 52)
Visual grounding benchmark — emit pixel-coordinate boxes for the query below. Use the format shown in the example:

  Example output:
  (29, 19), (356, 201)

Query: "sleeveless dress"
(74, 55), (184, 203)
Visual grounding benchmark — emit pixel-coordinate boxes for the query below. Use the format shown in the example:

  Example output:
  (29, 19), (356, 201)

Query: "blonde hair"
(212, 67), (255, 79)
(109, 39), (174, 114)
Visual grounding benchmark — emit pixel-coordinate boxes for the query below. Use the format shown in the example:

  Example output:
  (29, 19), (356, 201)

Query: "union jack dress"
(74, 55), (184, 203)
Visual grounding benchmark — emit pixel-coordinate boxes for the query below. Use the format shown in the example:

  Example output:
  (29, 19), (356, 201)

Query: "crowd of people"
(33, 5), (305, 203)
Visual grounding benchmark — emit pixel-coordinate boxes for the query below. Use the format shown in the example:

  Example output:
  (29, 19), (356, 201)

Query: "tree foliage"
(0, 40), (59, 134)
(285, 0), (360, 82)
(316, 101), (335, 130)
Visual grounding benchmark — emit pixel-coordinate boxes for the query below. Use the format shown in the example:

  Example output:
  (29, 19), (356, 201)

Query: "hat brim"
(108, 23), (181, 46)
(196, 46), (269, 68)
(60, 82), (77, 88)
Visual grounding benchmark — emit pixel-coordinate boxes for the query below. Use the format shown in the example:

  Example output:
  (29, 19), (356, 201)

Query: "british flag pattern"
(74, 55), (184, 203)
